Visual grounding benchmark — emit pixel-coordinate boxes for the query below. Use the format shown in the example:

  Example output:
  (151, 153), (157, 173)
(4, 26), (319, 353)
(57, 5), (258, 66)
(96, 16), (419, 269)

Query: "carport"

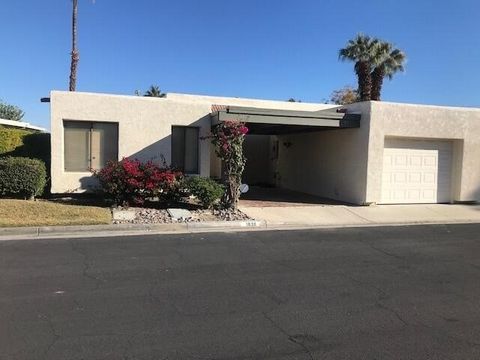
(211, 105), (361, 134)
(211, 105), (361, 205)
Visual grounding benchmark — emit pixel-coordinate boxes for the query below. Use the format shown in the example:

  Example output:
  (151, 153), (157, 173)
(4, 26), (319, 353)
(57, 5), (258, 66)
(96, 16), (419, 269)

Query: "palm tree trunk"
(356, 61), (372, 101)
(69, 0), (79, 91)
(371, 67), (384, 101)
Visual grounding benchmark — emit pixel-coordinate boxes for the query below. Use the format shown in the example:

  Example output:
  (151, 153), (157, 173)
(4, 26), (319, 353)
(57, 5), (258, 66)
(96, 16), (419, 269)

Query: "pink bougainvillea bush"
(94, 157), (182, 206)
(209, 120), (248, 209)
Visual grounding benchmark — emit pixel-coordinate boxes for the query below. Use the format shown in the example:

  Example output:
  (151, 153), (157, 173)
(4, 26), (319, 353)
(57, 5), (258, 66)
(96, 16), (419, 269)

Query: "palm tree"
(370, 43), (406, 101)
(68, 1), (96, 91)
(339, 34), (379, 101)
(69, 0), (79, 91)
(144, 85), (166, 98)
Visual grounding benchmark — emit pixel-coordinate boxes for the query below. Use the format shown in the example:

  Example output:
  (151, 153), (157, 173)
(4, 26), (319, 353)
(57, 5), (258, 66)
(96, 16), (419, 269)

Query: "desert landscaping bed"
(112, 207), (251, 224)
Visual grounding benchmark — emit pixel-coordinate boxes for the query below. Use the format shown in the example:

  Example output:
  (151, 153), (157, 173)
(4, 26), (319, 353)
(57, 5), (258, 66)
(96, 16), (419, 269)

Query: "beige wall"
(52, 91), (480, 203)
(276, 101), (480, 205)
(365, 102), (480, 203)
(276, 102), (371, 204)
(51, 91), (333, 193)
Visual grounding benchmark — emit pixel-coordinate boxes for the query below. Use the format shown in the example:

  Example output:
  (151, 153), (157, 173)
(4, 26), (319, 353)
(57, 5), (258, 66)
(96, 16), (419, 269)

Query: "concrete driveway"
(239, 203), (480, 227)
(239, 186), (480, 227)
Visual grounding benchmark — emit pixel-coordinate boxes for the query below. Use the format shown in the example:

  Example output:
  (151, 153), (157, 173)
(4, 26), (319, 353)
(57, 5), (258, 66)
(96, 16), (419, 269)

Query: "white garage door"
(381, 138), (452, 204)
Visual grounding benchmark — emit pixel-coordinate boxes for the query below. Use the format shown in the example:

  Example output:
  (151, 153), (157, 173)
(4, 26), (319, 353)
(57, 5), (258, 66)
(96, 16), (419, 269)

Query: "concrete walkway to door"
(238, 187), (480, 227)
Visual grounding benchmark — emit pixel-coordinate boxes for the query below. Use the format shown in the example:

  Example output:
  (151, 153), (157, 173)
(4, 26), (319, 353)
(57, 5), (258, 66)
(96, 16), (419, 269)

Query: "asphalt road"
(1, 224), (480, 360)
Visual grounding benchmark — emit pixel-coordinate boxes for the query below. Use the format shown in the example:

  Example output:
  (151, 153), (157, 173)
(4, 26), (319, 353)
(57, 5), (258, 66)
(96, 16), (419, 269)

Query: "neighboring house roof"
(0, 118), (47, 132)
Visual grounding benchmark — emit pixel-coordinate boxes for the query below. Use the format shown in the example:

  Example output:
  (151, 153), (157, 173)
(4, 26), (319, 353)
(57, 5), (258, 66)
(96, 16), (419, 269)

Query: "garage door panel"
(408, 189), (421, 199)
(381, 139), (452, 204)
(423, 156), (437, 166)
(394, 172), (407, 183)
(409, 172), (421, 183)
(395, 156), (407, 166)
(410, 156), (422, 166)
(423, 172), (436, 184)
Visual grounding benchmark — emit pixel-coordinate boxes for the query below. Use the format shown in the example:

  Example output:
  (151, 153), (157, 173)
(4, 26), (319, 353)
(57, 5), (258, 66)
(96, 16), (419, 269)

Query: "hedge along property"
(50, 91), (480, 205)
(0, 118), (50, 199)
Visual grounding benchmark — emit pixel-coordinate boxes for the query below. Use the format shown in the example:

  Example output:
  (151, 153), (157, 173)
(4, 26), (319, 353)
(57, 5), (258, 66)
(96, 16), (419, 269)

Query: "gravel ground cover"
(113, 207), (251, 224)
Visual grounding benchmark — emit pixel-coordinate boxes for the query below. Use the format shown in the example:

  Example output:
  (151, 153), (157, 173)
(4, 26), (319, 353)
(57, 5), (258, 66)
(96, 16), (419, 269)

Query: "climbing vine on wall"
(209, 120), (248, 209)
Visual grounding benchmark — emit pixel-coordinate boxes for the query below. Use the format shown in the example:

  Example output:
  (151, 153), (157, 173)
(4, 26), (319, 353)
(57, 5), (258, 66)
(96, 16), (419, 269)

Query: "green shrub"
(14, 132), (51, 166)
(0, 157), (47, 199)
(184, 176), (224, 209)
(0, 130), (51, 195)
(0, 128), (31, 154)
(0, 129), (50, 164)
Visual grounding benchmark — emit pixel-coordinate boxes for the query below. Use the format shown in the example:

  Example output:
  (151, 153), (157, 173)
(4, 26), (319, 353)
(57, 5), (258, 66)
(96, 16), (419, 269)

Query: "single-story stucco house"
(49, 90), (480, 205)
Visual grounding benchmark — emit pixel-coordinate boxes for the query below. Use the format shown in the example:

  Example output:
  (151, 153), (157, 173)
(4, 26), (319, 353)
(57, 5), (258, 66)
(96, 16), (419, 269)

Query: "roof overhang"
(0, 118), (47, 132)
(211, 105), (361, 135)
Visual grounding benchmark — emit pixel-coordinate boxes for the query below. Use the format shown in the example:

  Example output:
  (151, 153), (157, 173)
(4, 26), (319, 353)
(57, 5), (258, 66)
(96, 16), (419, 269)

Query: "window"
(64, 121), (118, 172)
(171, 126), (199, 174)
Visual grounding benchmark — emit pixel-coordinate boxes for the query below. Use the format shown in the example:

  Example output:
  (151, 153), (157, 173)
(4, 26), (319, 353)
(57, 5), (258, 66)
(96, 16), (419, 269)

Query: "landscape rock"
(113, 207), (251, 225)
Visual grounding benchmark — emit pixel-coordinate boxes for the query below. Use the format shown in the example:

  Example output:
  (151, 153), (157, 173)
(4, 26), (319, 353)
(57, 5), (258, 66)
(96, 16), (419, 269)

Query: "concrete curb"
(1, 219), (480, 241)
(187, 220), (264, 230)
(263, 219), (480, 230)
(0, 220), (267, 240)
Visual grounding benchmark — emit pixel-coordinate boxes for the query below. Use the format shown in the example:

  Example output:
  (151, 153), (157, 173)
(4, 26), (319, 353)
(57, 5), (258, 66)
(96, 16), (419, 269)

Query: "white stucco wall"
(365, 102), (480, 203)
(51, 91), (333, 193)
(52, 91), (480, 203)
(276, 101), (480, 205)
(276, 102), (371, 204)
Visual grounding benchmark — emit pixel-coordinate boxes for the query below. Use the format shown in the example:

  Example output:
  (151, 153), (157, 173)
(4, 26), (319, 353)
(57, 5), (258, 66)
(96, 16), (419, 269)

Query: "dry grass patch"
(0, 199), (111, 227)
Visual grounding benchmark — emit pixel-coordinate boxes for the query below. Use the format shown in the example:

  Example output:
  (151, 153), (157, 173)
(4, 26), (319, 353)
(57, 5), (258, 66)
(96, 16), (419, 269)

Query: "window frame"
(63, 120), (119, 172)
(171, 125), (200, 175)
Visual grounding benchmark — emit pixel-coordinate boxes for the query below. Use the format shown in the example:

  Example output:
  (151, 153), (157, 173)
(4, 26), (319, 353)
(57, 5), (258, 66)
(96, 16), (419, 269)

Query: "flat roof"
(211, 105), (361, 135)
(0, 118), (47, 132)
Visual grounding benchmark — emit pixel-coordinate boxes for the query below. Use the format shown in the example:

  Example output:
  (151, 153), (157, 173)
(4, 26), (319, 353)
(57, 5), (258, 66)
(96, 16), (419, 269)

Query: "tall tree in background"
(339, 34), (406, 101)
(144, 85), (166, 98)
(69, 0), (79, 91)
(370, 42), (406, 101)
(0, 100), (24, 121)
(339, 34), (379, 101)
(330, 86), (359, 105)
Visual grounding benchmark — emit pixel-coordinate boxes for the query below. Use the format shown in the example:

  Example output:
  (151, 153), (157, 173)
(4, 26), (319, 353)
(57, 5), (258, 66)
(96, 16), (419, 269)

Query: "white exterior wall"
(51, 91), (332, 193)
(52, 91), (480, 203)
(365, 102), (480, 203)
(276, 102), (371, 204)
(277, 101), (480, 205)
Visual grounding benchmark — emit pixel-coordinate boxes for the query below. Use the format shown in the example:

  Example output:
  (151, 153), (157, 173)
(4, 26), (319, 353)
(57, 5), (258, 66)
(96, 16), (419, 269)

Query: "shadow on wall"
(243, 135), (276, 186)
(75, 116), (212, 192)
(128, 135), (171, 165)
(79, 176), (100, 193)
(470, 185), (480, 205)
(75, 136), (175, 194)
(128, 115), (210, 163)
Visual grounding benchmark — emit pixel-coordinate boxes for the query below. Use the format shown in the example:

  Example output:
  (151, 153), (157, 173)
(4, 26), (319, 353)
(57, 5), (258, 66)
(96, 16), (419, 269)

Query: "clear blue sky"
(1, 0), (479, 129)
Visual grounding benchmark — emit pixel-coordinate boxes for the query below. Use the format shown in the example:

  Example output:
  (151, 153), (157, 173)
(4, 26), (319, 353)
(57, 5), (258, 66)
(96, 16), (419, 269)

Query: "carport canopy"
(211, 105), (361, 135)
